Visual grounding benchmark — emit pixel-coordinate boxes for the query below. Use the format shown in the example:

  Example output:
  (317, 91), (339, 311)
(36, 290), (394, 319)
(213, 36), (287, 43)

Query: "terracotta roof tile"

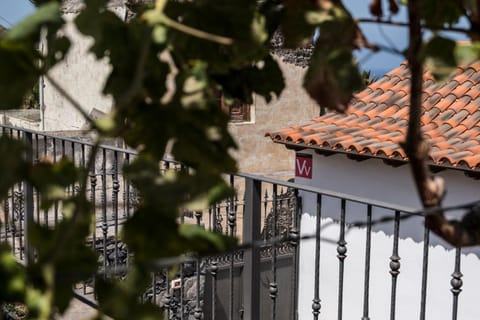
(377, 104), (401, 118)
(466, 84), (480, 100)
(436, 80), (459, 97)
(437, 109), (456, 122)
(449, 95), (470, 112)
(267, 62), (480, 170)
(453, 81), (474, 97)
(462, 111), (480, 129)
(446, 110), (469, 127)
(468, 69), (480, 83)
(425, 93), (443, 106)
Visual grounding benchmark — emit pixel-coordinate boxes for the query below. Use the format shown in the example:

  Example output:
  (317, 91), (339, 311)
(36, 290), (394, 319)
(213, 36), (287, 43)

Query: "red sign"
(295, 154), (312, 179)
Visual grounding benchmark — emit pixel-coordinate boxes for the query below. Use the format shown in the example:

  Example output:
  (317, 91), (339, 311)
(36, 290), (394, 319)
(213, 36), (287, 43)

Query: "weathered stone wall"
(228, 59), (318, 177)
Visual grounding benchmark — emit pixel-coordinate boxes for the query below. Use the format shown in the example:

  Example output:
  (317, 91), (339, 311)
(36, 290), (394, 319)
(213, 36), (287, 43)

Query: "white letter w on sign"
(295, 154), (312, 179)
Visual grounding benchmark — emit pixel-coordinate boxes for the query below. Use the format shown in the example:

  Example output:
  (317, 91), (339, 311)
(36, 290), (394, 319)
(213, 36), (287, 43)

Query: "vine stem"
(403, 0), (443, 209)
(143, 11), (233, 45)
(403, 0), (479, 247)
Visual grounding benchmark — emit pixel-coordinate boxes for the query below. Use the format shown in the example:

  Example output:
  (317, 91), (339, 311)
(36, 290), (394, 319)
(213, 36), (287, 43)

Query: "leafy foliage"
(0, 2), (68, 108)
(421, 0), (463, 27)
(1, 0), (480, 318)
(422, 35), (457, 80)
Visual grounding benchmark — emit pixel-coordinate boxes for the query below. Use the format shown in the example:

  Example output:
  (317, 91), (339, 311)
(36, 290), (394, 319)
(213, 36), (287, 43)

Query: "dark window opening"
(221, 95), (251, 123)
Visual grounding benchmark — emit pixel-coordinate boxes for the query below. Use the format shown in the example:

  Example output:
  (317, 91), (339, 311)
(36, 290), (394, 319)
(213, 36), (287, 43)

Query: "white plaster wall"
(43, 11), (122, 131)
(296, 152), (480, 319)
(307, 154), (480, 244)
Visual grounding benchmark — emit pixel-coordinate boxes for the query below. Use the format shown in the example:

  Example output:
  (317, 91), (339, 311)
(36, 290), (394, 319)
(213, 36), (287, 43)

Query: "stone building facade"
(11, 1), (320, 178)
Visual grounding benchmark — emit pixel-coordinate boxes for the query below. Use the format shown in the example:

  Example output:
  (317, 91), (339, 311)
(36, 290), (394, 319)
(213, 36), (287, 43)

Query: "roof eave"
(274, 140), (480, 176)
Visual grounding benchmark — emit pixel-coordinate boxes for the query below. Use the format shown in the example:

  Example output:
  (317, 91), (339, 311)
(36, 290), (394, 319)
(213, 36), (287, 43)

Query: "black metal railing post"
(362, 205), (373, 320)
(242, 177), (261, 320)
(194, 211), (203, 320)
(419, 223), (430, 320)
(23, 131), (34, 265)
(228, 175), (236, 320)
(270, 184), (278, 320)
(312, 194), (322, 319)
(451, 247), (462, 320)
(389, 211), (401, 320)
(337, 199), (347, 320)
(101, 148), (108, 276)
(290, 189), (300, 320)
(112, 151), (119, 272)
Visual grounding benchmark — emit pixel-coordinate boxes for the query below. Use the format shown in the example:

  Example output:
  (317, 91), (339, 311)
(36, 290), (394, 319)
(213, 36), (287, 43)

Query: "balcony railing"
(0, 124), (477, 320)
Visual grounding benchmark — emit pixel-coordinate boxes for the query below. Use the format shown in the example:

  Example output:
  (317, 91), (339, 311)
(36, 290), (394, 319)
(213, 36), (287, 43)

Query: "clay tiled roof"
(268, 61), (480, 170)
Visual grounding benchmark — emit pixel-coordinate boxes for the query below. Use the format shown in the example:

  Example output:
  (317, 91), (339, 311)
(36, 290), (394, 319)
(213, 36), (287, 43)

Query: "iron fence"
(0, 124), (476, 320)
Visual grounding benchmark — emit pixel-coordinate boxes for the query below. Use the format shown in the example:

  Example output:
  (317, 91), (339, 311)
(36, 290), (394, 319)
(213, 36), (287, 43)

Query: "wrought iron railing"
(0, 124), (476, 320)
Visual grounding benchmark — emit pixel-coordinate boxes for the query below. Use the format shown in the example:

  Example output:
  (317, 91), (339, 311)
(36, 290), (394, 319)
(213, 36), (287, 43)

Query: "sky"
(345, 0), (409, 75)
(0, 0), (34, 27)
(0, 0), (470, 77)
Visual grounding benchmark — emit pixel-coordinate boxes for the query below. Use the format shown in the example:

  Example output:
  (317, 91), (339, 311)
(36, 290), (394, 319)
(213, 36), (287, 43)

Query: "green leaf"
(213, 55), (285, 104)
(123, 206), (179, 260)
(185, 181), (234, 211)
(455, 42), (480, 65)
(94, 111), (117, 133)
(0, 137), (28, 197)
(308, 3), (358, 49)
(28, 158), (79, 209)
(156, 0), (268, 73)
(281, 0), (318, 47)
(423, 36), (457, 80)
(53, 241), (97, 312)
(0, 41), (40, 108)
(304, 47), (364, 112)
(28, 201), (97, 313)
(95, 268), (164, 320)
(76, 2), (168, 108)
(0, 244), (26, 302)
(171, 116), (238, 174)
(4, 2), (62, 43)
(181, 61), (209, 108)
(0, 1), (68, 108)
(152, 25), (168, 44)
(123, 153), (162, 186)
(25, 279), (53, 320)
(421, 0), (463, 27)
(42, 33), (71, 70)
(179, 224), (237, 254)
(74, 0), (120, 60)
(248, 55), (285, 102)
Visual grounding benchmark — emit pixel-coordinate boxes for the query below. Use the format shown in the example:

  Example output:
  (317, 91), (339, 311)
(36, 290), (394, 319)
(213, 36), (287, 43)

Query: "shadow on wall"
(313, 195), (480, 256)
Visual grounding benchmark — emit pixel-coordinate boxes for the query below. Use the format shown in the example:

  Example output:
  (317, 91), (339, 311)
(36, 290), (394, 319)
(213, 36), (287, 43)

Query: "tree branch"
(373, 42), (404, 56)
(403, 0), (480, 247)
(403, 0), (447, 232)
